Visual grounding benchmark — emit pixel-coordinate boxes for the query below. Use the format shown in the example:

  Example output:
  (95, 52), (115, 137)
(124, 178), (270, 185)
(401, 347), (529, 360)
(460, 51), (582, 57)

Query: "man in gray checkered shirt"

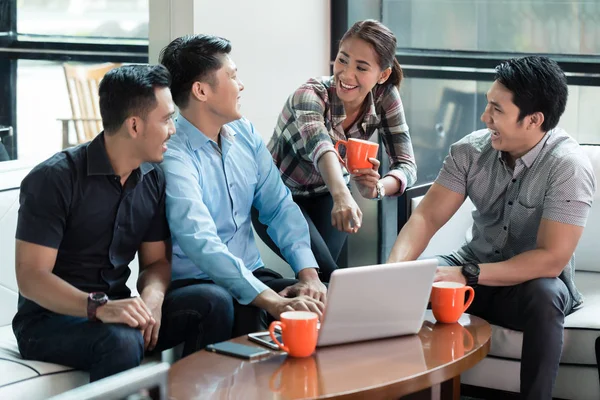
(388, 56), (596, 399)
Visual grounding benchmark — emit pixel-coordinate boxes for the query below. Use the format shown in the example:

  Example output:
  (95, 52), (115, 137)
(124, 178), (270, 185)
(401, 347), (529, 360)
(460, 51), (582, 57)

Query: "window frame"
(0, 0), (149, 160)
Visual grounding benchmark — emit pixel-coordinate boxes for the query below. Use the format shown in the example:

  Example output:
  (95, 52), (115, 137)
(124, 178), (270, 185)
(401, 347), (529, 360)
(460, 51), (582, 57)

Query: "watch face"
(465, 263), (478, 275)
(90, 292), (107, 302)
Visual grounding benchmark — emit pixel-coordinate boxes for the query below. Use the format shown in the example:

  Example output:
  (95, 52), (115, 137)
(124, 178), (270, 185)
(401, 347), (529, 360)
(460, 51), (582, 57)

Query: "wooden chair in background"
(60, 62), (121, 149)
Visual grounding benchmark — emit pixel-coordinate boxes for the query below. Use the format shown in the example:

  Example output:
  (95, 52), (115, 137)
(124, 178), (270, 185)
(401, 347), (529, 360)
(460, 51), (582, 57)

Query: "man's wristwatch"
(87, 292), (108, 321)
(461, 262), (480, 287)
(373, 180), (386, 200)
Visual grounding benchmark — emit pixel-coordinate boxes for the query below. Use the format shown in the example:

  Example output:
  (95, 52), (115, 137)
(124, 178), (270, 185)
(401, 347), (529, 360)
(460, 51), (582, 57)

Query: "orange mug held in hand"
(431, 282), (475, 323)
(334, 138), (379, 171)
(269, 311), (319, 358)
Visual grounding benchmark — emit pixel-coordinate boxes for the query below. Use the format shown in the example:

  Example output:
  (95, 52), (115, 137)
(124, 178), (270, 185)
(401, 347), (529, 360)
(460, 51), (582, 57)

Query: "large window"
(18, 0), (148, 39)
(338, 0), (600, 262)
(0, 0), (148, 163)
(341, 0), (600, 187)
(384, 0), (600, 55)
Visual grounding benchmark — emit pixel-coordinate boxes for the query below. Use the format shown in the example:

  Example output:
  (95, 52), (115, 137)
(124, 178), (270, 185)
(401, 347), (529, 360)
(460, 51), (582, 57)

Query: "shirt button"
(234, 211), (238, 216)
(495, 250), (500, 254)
(503, 226), (508, 230)
(512, 179), (517, 183)
(508, 201), (513, 205)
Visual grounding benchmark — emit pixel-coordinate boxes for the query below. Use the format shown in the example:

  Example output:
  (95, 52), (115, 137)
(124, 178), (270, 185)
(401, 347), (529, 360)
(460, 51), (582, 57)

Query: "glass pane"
(14, 60), (120, 163)
(17, 60), (71, 161)
(402, 77), (600, 184)
(17, 0), (148, 39)
(383, 0), (600, 56)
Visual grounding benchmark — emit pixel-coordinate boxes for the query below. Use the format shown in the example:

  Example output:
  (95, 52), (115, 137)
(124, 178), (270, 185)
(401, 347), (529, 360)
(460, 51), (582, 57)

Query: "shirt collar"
(328, 76), (381, 128)
(176, 114), (236, 151)
(497, 131), (551, 168)
(86, 132), (154, 177)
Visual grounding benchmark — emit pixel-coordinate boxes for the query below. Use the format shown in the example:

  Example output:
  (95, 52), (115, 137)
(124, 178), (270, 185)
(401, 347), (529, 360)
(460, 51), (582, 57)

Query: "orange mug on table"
(431, 282), (475, 323)
(269, 311), (318, 358)
(334, 138), (379, 171)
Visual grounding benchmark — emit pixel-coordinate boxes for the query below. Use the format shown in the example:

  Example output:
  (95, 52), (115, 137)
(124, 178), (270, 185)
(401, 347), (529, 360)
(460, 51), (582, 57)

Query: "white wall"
(150, 0), (331, 141)
(149, 0), (331, 275)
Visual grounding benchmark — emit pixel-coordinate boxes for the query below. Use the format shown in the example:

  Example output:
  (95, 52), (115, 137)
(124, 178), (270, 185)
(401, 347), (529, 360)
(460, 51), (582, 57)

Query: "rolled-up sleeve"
(161, 151), (268, 305)
(290, 84), (336, 169)
(249, 122), (318, 274)
(379, 85), (417, 195)
(543, 154), (596, 226)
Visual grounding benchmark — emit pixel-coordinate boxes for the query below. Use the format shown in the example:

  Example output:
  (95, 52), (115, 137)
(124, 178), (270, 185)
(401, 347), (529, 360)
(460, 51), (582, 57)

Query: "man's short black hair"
(159, 34), (231, 108)
(99, 64), (171, 134)
(494, 56), (568, 132)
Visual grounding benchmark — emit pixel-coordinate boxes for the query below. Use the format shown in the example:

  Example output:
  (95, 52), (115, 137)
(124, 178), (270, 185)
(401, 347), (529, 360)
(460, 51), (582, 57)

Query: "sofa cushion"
(486, 271), (600, 366)
(0, 188), (19, 327)
(0, 325), (88, 398)
(462, 356), (600, 400)
(574, 145), (600, 273)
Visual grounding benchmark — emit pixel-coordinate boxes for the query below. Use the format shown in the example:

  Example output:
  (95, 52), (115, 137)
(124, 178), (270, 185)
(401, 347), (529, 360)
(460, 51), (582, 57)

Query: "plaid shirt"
(267, 76), (417, 197)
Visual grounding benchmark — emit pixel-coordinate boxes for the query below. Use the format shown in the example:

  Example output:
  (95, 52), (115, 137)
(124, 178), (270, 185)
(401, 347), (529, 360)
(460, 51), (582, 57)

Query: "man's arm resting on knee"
(137, 239), (171, 301)
(16, 239), (89, 317)
(478, 219), (584, 286)
(387, 183), (465, 263)
(16, 239), (153, 327)
(137, 239), (172, 350)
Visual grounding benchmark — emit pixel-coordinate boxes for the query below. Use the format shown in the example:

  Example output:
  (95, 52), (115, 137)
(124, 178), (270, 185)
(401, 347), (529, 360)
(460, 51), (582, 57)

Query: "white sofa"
(0, 161), (148, 399)
(409, 145), (600, 399)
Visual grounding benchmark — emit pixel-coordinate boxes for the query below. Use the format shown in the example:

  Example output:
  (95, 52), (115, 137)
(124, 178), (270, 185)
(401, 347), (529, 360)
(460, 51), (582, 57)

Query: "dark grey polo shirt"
(14, 132), (170, 318)
(436, 128), (596, 307)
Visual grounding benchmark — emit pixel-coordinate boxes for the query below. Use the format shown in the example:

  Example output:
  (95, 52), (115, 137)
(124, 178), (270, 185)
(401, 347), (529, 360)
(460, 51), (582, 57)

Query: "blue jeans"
(437, 254), (573, 400)
(13, 283), (234, 382)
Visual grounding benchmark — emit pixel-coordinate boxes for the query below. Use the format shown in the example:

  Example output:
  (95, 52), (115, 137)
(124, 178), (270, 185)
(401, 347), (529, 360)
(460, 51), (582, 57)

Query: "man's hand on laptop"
(279, 268), (327, 302)
(272, 295), (324, 320)
(434, 266), (467, 285)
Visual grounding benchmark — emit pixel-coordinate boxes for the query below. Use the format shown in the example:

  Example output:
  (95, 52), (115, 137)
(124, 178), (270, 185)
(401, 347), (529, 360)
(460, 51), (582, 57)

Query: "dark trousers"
(12, 283), (234, 382)
(232, 267), (298, 336)
(251, 192), (348, 283)
(438, 254), (573, 400)
(165, 268), (298, 338)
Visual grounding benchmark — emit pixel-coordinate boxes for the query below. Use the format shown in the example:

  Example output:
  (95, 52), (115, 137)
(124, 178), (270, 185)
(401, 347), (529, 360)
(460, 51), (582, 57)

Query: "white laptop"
(316, 258), (437, 347)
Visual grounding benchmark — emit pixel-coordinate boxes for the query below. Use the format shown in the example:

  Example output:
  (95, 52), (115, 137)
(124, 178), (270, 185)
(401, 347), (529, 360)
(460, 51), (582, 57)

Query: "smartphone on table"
(206, 341), (271, 360)
(247, 331), (283, 351)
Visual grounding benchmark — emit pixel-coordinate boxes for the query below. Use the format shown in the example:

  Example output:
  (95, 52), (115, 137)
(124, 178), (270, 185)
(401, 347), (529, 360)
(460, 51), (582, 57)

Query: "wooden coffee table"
(169, 311), (491, 399)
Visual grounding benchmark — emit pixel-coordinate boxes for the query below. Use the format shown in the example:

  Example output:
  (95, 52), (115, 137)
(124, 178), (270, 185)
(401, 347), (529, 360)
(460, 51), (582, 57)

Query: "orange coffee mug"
(430, 282), (475, 323)
(269, 356), (318, 398)
(334, 138), (379, 171)
(269, 311), (318, 358)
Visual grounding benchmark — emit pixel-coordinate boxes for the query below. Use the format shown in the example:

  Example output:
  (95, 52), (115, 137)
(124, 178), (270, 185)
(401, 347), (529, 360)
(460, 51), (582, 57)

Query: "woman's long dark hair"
(340, 19), (403, 89)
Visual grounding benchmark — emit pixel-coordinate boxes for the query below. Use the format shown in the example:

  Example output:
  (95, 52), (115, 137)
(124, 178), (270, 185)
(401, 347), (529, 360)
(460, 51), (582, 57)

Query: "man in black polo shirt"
(12, 65), (234, 382)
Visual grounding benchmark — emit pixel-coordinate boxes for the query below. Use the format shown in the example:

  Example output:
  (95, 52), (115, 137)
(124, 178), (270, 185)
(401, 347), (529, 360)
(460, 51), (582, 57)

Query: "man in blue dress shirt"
(159, 34), (327, 335)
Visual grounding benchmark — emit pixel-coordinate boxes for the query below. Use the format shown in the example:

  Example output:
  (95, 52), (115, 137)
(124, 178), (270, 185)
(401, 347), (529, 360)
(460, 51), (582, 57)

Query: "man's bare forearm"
(137, 259), (171, 298)
(298, 268), (320, 282)
(387, 213), (435, 263)
(17, 269), (88, 317)
(479, 249), (564, 286)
